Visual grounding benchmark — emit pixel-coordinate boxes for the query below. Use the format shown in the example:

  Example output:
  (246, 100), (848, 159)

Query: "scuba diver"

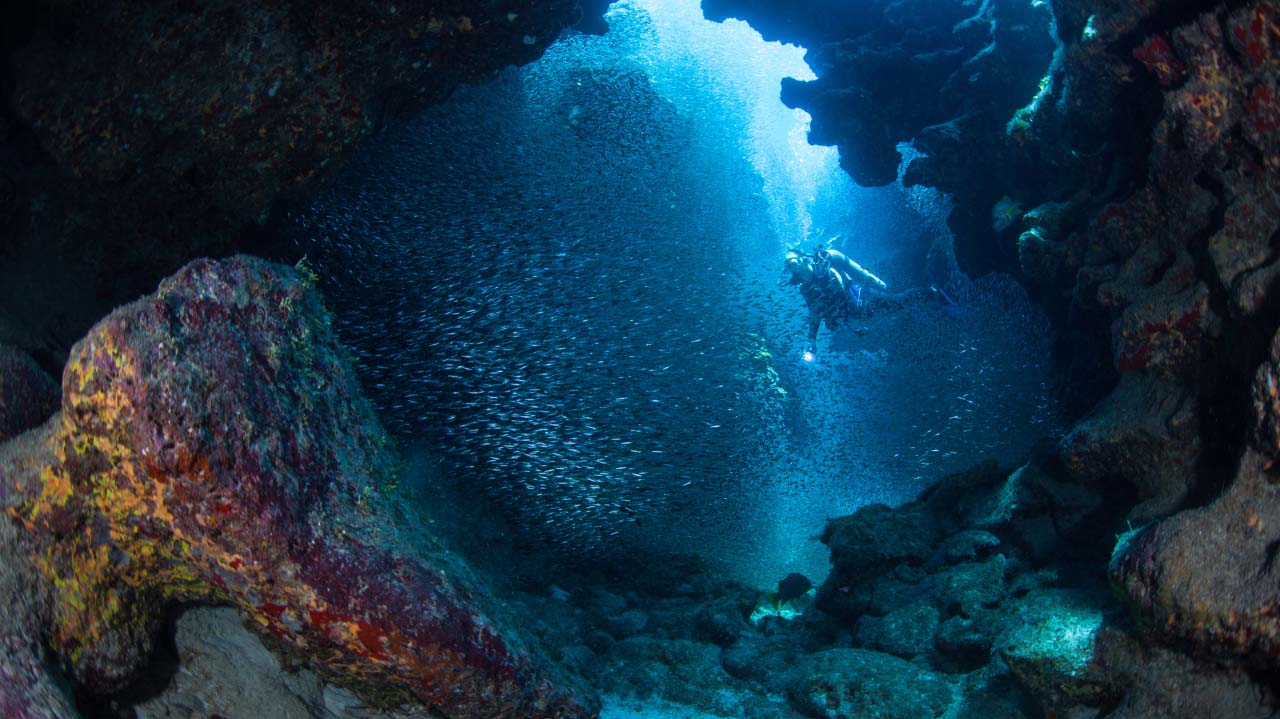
(784, 241), (954, 359)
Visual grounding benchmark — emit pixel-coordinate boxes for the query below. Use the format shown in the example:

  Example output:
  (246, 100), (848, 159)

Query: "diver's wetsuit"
(798, 267), (859, 351)
(798, 249), (936, 352)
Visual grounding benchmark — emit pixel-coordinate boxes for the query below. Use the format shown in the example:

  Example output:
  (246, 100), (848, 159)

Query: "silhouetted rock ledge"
(0, 0), (594, 367)
(0, 255), (598, 719)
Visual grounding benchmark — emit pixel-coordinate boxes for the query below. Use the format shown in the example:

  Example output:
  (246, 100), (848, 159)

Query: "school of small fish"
(290, 14), (1063, 583)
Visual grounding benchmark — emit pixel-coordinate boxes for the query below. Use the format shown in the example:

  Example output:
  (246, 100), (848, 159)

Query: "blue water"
(293, 0), (1061, 587)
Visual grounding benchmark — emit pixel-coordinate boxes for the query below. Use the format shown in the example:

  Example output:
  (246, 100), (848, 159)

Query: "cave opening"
(8, 0), (1280, 717)
(292, 0), (1062, 590)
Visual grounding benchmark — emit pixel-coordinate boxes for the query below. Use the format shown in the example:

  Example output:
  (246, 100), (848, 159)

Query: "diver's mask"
(782, 251), (808, 285)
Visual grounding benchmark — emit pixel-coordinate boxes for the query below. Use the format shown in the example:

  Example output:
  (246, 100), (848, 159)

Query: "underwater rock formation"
(705, 0), (1068, 278)
(705, 0), (1280, 408)
(0, 344), (58, 441)
(701, 0), (1280, 706)
(2, 0), (1279, 713)
(811, 459), (1278, 717)
(1053, 0), (1280, 571)
(1059, 375), (1199, 522)
(1109, 325), (1280, 665)
(0, 478), (75, 719)
(706, 0), (1055, 187)
(1110, 446), (1280, 664)
(787, 648), (952, 719)
(0, 256), (596, 718)
(133, 605), (438, 719)
(708, 0), (1280, 685)
(0, 0), (592, 367)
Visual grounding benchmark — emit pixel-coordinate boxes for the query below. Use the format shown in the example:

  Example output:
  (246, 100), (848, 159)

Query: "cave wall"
(708, 0), (1280, 679)
(0, 0), (605, 374)
(706, 0), (1069, 266)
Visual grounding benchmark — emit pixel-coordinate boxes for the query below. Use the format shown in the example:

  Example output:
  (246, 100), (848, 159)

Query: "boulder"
(0, 256), (596, 718)
(0, 345), (59, 442)
(937, 529), (1003, 566)
(693, 594), (751, 648)
(996, 589), (1121, 709)
(820, 503), (937, 578)
(786, 648), (953, 719)
(1110, 447), (1280, 664)
(601, 637), (739, 711)
(0, 494), (77, 719)
(939, 555), (1008, 619)
(970, 459), (1105, 562)
(854, 601), (939, 659)
(934, 616), (992, 674)
(1060, 374), (1200, 522)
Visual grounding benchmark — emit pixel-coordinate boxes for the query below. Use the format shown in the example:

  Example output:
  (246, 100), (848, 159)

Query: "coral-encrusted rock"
(786, 648), (952, 719)
(1168, 14), (1246, 161)
(134, 605), (439, 719)
(0, 467), (76, 719)
(12, 2), (576, 217)
(1110, 447), (1280, 664)
(1109, 275), (1218, 378)
(1054, 0), (1280, 529)
(820, 503), (938, 578)
(0, 256), (596, 718)
(1061, 375), (1199, 522)
(1254, 328), (1280, 462)
(2, 0), (588, 367)
(0, 345), (59, 441)
(1209, 184), (1280, 316)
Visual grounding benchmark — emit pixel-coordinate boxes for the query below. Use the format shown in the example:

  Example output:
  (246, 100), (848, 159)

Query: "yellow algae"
(16, 332), (236, 663)
(45, 540), (114, 648)
(76, 363), (98, 392)
(294, 256), (320, 285)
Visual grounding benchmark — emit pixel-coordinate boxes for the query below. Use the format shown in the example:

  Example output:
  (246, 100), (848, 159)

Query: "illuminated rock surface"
(132, 606), (437, 719)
